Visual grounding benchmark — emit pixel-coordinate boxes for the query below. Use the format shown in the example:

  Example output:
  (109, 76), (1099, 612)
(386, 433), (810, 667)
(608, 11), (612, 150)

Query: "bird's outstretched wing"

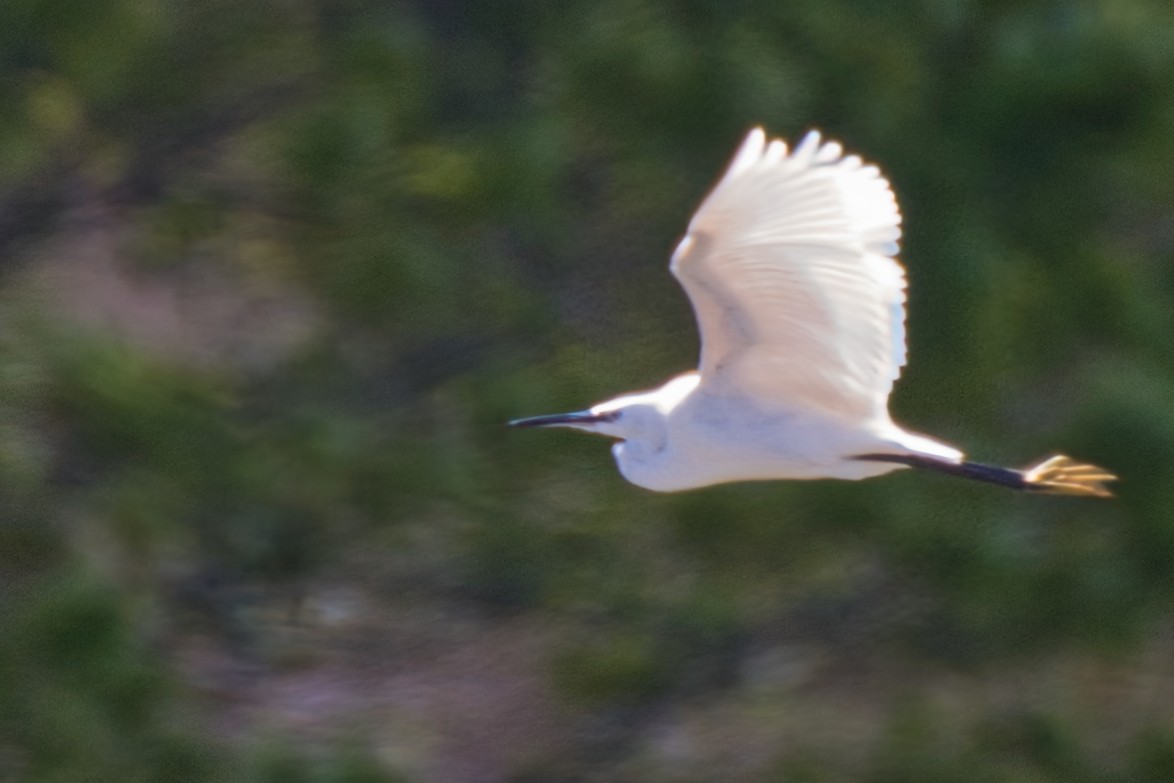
(671, 128), (907, 423)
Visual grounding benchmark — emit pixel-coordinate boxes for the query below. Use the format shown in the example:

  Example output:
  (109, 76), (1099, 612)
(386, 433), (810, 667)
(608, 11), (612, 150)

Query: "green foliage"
(250, 741), (405, 783)
(0, 572), (219, 782)
(3, 0), (1174, 780)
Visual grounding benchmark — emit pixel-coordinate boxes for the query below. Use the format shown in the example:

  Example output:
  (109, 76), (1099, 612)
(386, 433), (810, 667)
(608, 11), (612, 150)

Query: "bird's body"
(594, 371), (915, 491)
(511, 129), (1115, 498)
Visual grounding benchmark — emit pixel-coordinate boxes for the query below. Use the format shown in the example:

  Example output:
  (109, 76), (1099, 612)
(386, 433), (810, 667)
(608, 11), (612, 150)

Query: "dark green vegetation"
(2, 1), (1174, 780)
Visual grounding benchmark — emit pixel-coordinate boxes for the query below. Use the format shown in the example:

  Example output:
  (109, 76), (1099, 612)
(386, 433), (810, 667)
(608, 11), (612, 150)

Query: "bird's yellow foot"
(1022, 455), (1117, 498)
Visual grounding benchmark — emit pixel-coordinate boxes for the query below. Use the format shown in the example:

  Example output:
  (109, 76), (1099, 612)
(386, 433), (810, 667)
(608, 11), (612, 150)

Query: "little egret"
(510, 129), (1115, 497)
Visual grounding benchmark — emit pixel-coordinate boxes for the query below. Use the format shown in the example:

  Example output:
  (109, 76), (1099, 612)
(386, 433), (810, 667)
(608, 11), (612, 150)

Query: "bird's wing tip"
(727, 128), (767, 177)
(792, 130), (823, 159)
(734, 127), (851, 171)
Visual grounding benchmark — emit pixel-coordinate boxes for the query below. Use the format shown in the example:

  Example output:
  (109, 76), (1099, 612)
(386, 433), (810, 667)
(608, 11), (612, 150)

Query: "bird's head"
(508, 394), (667, 447)
(509, 373), (698, 449)
(509, 374), (703, 490)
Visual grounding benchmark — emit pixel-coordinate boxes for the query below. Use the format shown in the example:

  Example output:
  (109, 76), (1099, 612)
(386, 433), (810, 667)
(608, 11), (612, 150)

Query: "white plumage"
(671, 128), (908, 424)
(511, 129), (1115, 498)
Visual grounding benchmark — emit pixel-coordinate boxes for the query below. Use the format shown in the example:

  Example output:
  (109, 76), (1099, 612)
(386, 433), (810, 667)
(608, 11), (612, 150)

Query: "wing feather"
(671, 128), (908, 422)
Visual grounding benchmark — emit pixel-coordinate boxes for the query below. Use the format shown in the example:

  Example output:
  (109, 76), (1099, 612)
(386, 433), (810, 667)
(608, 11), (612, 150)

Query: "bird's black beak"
(508, 410), (616, 429)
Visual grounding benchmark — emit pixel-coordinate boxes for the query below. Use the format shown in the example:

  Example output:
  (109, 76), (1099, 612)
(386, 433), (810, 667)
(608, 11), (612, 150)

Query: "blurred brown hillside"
(3, 2), (1174, 782)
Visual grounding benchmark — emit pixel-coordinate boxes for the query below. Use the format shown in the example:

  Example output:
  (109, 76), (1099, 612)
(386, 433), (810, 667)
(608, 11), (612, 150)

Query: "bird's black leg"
(852, 452), (1116, 497)
(853, 453), (1029, 490)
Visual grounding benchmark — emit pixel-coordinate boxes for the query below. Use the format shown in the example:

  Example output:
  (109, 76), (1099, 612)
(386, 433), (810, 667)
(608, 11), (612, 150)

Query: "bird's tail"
(1021, 455), (1117, 498)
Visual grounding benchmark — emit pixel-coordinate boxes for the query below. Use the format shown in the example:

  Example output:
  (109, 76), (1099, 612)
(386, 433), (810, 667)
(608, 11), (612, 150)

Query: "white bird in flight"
(510, 128), (1115, 497)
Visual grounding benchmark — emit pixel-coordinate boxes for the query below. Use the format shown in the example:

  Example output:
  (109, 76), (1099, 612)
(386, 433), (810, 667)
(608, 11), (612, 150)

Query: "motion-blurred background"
(2, 1), (1173, 781)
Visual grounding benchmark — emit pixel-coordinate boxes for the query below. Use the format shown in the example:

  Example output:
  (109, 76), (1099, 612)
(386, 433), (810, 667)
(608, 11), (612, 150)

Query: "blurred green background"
(2, 1), (1174, 781)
